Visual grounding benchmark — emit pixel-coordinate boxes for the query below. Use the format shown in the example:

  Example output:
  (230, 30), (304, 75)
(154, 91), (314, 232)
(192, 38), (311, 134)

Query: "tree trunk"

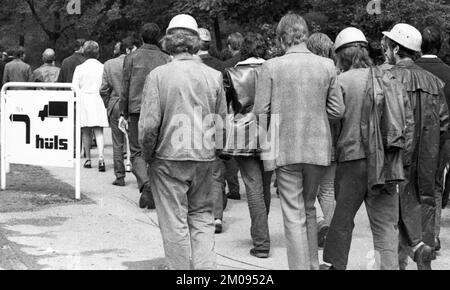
(213, 17), (222, 52)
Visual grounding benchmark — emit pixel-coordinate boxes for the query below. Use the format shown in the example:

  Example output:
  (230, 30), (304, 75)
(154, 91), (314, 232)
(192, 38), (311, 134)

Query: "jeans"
(323, 159), (399, 270)
(149, 159), (216, 270)
(108, 101), (125, 179)
(235, 156), (271, 252)
(224, 158), (240, 195)
(212, 159), (227, 220)
(276, 163), (324, 270)
(128, 113), (150, 191)
(434, 140), (450, 238)
(317, 162), (337, 226)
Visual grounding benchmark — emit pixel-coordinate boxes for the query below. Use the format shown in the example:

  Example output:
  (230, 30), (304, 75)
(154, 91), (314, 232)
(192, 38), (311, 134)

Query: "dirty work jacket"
(100, 54), (125, 117)
(361, 67), (411, 194)
(389, 59), (450, 206)
(120, 44), (171, 118)
(32, 63), (60, 83)
(139, 54), (227, 163)
(253, 43), (345, 171)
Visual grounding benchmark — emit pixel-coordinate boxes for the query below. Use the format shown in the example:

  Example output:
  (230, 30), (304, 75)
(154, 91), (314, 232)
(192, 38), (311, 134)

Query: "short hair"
(141, 23), (161, 45)
(335, 43), (372, 72)
(42, 48), (56, 63)
(13, 46), (25, 58)
(240, 33), (267, 59)
(307, 33), (333, 59)
(82, 41), (100, 59)
(421, 26), (441, 55)
(276, 13), (309, 48)
(122, 36), (135, 52)
(384, 36), (418, 60)
(227, 32), (244, 51)
(163, 28), (200, 55)
(74, 39), (86, 51)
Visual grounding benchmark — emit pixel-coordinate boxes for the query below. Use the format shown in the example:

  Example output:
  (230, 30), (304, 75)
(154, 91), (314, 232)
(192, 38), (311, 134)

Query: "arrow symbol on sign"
(9, 114), (31, 144)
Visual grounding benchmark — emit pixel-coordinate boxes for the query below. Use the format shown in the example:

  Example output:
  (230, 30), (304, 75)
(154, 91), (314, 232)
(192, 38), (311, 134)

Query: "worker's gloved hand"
(118, 116), (128, 134)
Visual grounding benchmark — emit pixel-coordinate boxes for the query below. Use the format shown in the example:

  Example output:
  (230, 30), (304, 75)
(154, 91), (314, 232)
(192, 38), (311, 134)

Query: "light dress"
(72, 58), (109, 128)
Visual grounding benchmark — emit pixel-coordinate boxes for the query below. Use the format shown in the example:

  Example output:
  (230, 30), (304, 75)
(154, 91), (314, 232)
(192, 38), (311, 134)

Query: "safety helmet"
(198, 28), (212, 42)
(382, 23), (422, 52)
(334, 27), (368, 52)
(166, 14), (199, 36)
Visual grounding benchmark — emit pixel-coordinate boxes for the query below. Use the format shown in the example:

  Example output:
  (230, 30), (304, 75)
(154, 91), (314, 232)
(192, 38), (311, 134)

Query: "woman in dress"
(73, 40), (109, 171)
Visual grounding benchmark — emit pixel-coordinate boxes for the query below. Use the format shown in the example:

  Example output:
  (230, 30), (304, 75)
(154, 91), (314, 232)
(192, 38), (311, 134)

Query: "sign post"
(1, 83), (81, 199)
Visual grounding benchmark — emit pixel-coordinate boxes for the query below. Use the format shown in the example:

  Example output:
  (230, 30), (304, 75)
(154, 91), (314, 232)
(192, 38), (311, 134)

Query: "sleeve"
(439, 89), (450, 142)
(3, 66), (8, 85)
(138, 72), (161, 164)
(26, 65), (33, 82)
(326, 67), (345, 119)
(120, 54), (132, 118)
(57, 61), (65, 83)
(253, 62), (272, 117)
(215, 74), (227, 152)
(99, 64), (112, 108)
(72, 66), (81, 90)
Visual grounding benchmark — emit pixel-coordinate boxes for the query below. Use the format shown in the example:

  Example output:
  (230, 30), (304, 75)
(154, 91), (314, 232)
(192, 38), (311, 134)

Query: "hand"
(119, 116), (128, 134)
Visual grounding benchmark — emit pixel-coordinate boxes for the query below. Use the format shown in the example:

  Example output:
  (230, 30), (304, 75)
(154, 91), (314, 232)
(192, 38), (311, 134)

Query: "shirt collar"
(140, 44), (161, 51)
(172, 53), (201, 62)
(285, 43), (311, 55)
(236, 57), (265, 66)
(422, 54), (438, 59)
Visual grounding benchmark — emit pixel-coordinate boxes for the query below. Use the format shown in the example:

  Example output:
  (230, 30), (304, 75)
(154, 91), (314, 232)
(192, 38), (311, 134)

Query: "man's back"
(254, 44), (343, 168)
(103, 55), (125, 99)
(200, 54), (224, 73)
(416, 57), (450, 112)
(33, 64), (60, 83)
(3, 59), (32, 84)
(140, 55), (226, 162)
(57, 52), (86, 83)
(121, 44), (171, 116)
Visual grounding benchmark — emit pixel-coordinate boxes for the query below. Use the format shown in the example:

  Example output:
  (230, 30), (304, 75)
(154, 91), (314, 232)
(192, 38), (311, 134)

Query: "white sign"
(6, 91), (74, 167)
(67, 0), (81, 15)
(1, 83), (81, 199)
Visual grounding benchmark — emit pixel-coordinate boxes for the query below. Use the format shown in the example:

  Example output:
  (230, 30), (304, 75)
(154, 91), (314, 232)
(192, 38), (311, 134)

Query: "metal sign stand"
(0, 82), (81, 200)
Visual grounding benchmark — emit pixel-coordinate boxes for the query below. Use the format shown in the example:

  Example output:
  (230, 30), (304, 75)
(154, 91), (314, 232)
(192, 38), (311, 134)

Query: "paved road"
(1, 146), (450, 270)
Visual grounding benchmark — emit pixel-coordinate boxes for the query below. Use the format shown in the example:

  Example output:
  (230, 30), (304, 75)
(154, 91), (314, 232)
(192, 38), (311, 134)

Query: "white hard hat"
(198, 28), (212, 42)
(334, 27), (368, 51)
(382, 23), (422, 52)
(166, 14), (199, 36)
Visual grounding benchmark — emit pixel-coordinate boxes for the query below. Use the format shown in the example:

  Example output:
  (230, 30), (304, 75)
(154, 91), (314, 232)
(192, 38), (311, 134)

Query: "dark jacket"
(389, 59), (449, 205)
(120, 44), (171, 118)
(223, 53), (241, 69)
(361, 67), (410, 194)
(199, 53), (224, 74)
(223, 58), (265, 156)
(57, 52), (86, 83)
(2, 59), (33, 85)
(416, 57), (450, 142)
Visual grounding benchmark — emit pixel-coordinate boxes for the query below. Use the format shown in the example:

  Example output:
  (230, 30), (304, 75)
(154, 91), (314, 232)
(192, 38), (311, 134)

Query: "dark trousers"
(212, 159), (227, 220)
(149, 159), (216, 270)
(235, 156), (272, 252)
(323, 159), (399, 270)
(224, 158), (240, 195)
(128, 113), (150, 191)
(108, 101), (125, 179)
